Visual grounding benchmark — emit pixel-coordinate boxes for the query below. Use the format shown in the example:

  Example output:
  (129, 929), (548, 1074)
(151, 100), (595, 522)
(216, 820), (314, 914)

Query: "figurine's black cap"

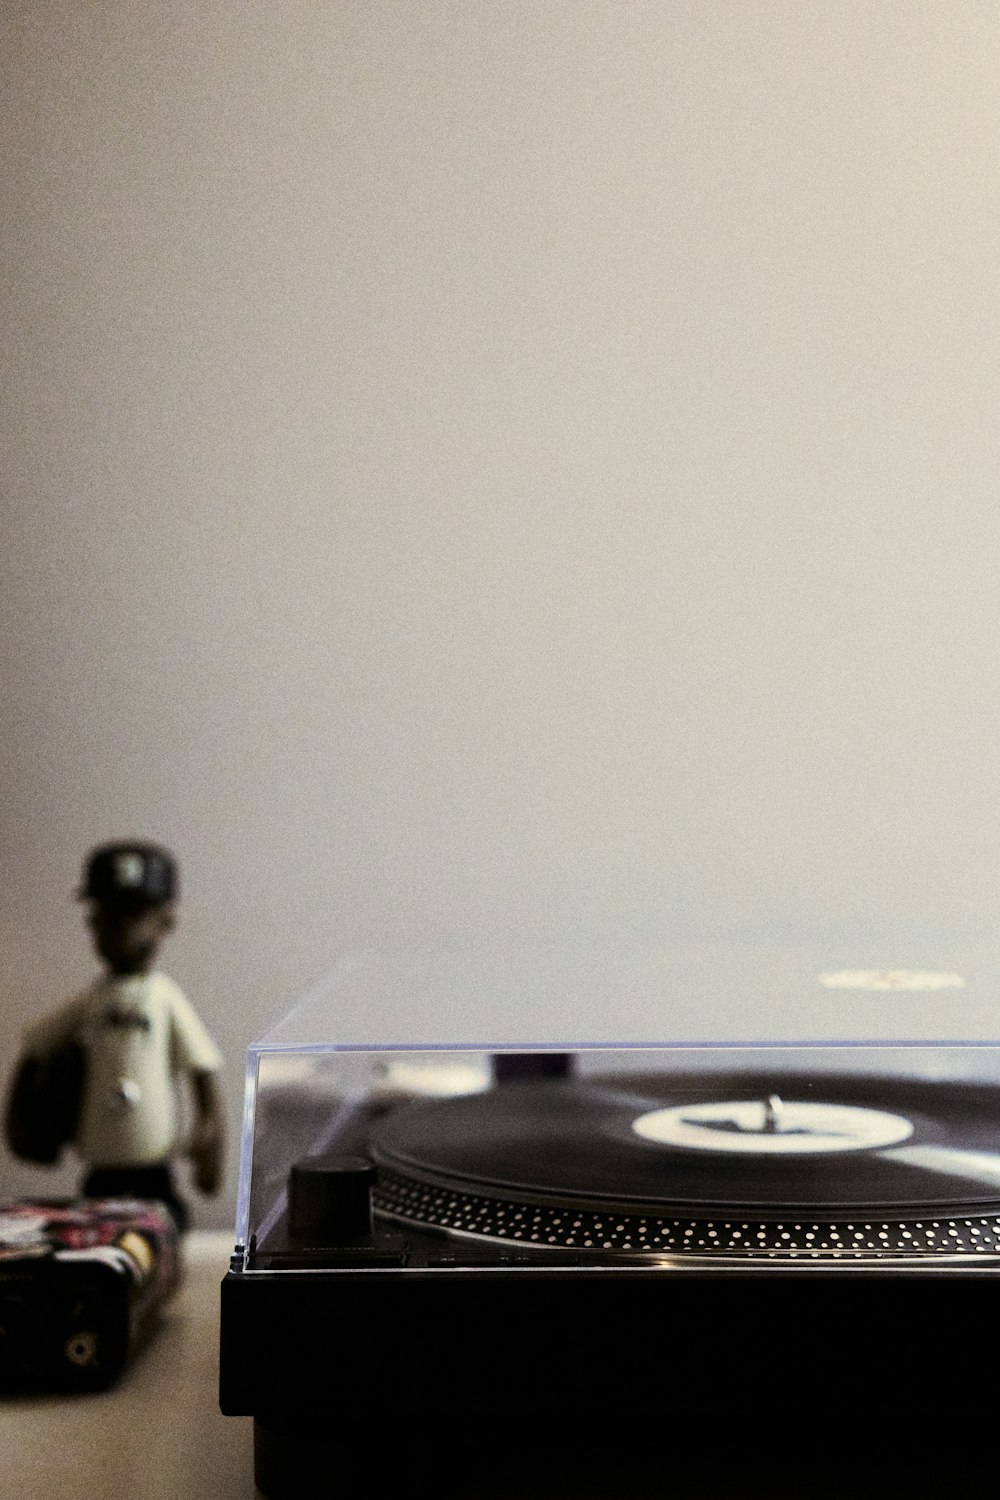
(78, 842), (178, 908)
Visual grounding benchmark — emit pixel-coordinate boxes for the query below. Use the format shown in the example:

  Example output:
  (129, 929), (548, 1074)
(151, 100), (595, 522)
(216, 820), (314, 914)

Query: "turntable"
(220, 944), (1000, 1496)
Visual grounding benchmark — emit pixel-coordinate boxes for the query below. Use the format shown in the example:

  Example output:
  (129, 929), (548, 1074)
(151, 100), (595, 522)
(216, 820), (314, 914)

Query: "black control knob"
(493, 1052), (573, 1083)
(287, 1154), (377, 1245)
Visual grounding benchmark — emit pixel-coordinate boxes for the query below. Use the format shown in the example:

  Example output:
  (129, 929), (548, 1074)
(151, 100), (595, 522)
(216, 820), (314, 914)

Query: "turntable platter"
(370, 1073), (1000, 1260)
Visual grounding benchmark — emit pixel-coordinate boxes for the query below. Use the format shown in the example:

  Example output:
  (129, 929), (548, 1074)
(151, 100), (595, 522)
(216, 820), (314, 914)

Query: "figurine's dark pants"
(82, 1165), (189, 1232)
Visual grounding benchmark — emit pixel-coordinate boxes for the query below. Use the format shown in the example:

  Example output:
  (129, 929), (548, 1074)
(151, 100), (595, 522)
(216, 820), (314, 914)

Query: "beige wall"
(3, 2), (1000, 1224)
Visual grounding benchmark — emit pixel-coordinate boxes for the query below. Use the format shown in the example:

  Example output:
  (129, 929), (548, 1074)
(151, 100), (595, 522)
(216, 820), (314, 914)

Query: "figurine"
(4, 842), (223, 1231)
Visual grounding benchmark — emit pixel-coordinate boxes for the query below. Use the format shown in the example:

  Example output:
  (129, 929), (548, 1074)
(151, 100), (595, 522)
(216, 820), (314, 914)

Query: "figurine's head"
(78, 842), (178, 976)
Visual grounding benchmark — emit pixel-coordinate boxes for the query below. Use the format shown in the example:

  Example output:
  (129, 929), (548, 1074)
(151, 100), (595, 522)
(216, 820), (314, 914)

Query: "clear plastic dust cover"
(234, 941), (1000, 1270)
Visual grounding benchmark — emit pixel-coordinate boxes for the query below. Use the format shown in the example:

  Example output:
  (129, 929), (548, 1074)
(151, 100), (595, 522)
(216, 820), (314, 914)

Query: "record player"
(220, 943), (1000, 1496)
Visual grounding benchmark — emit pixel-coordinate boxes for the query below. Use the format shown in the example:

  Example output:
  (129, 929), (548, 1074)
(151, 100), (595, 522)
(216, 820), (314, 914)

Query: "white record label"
(631, 1097), (915, 1155)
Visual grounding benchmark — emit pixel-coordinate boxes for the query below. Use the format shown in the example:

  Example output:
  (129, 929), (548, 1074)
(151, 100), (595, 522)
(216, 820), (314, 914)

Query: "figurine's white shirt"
(25, 972), (221, 1168)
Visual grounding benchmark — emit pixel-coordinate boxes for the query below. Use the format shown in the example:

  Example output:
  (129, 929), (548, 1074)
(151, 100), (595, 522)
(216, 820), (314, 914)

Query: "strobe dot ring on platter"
(373, 1168), (1000, 1260)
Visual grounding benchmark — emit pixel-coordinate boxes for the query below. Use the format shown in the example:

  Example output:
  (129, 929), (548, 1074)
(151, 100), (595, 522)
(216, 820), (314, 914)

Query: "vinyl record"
(371, 1073), (1000, 1216)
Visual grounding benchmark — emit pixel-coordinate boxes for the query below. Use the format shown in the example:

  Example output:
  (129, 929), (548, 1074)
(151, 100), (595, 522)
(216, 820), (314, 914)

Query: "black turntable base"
(221, 1069), (1000, 1496)
(237, 1272), (996, 1498)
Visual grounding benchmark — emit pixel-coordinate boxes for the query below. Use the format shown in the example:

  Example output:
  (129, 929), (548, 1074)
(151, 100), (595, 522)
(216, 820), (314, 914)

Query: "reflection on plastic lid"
(818, 970), (965, 992)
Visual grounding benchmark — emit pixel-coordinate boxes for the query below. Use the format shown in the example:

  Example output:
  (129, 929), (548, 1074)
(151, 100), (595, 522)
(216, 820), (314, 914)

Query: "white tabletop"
(0, 1231), (255, 1500)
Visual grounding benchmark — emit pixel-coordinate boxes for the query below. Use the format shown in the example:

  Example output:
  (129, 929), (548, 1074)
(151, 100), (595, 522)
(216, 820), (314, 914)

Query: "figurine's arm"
(4, 995), (89, 1164)
(4, 1055), (47, 1161)
(189, 1069), (224, 1195)
(163, 978), (224, 1195)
